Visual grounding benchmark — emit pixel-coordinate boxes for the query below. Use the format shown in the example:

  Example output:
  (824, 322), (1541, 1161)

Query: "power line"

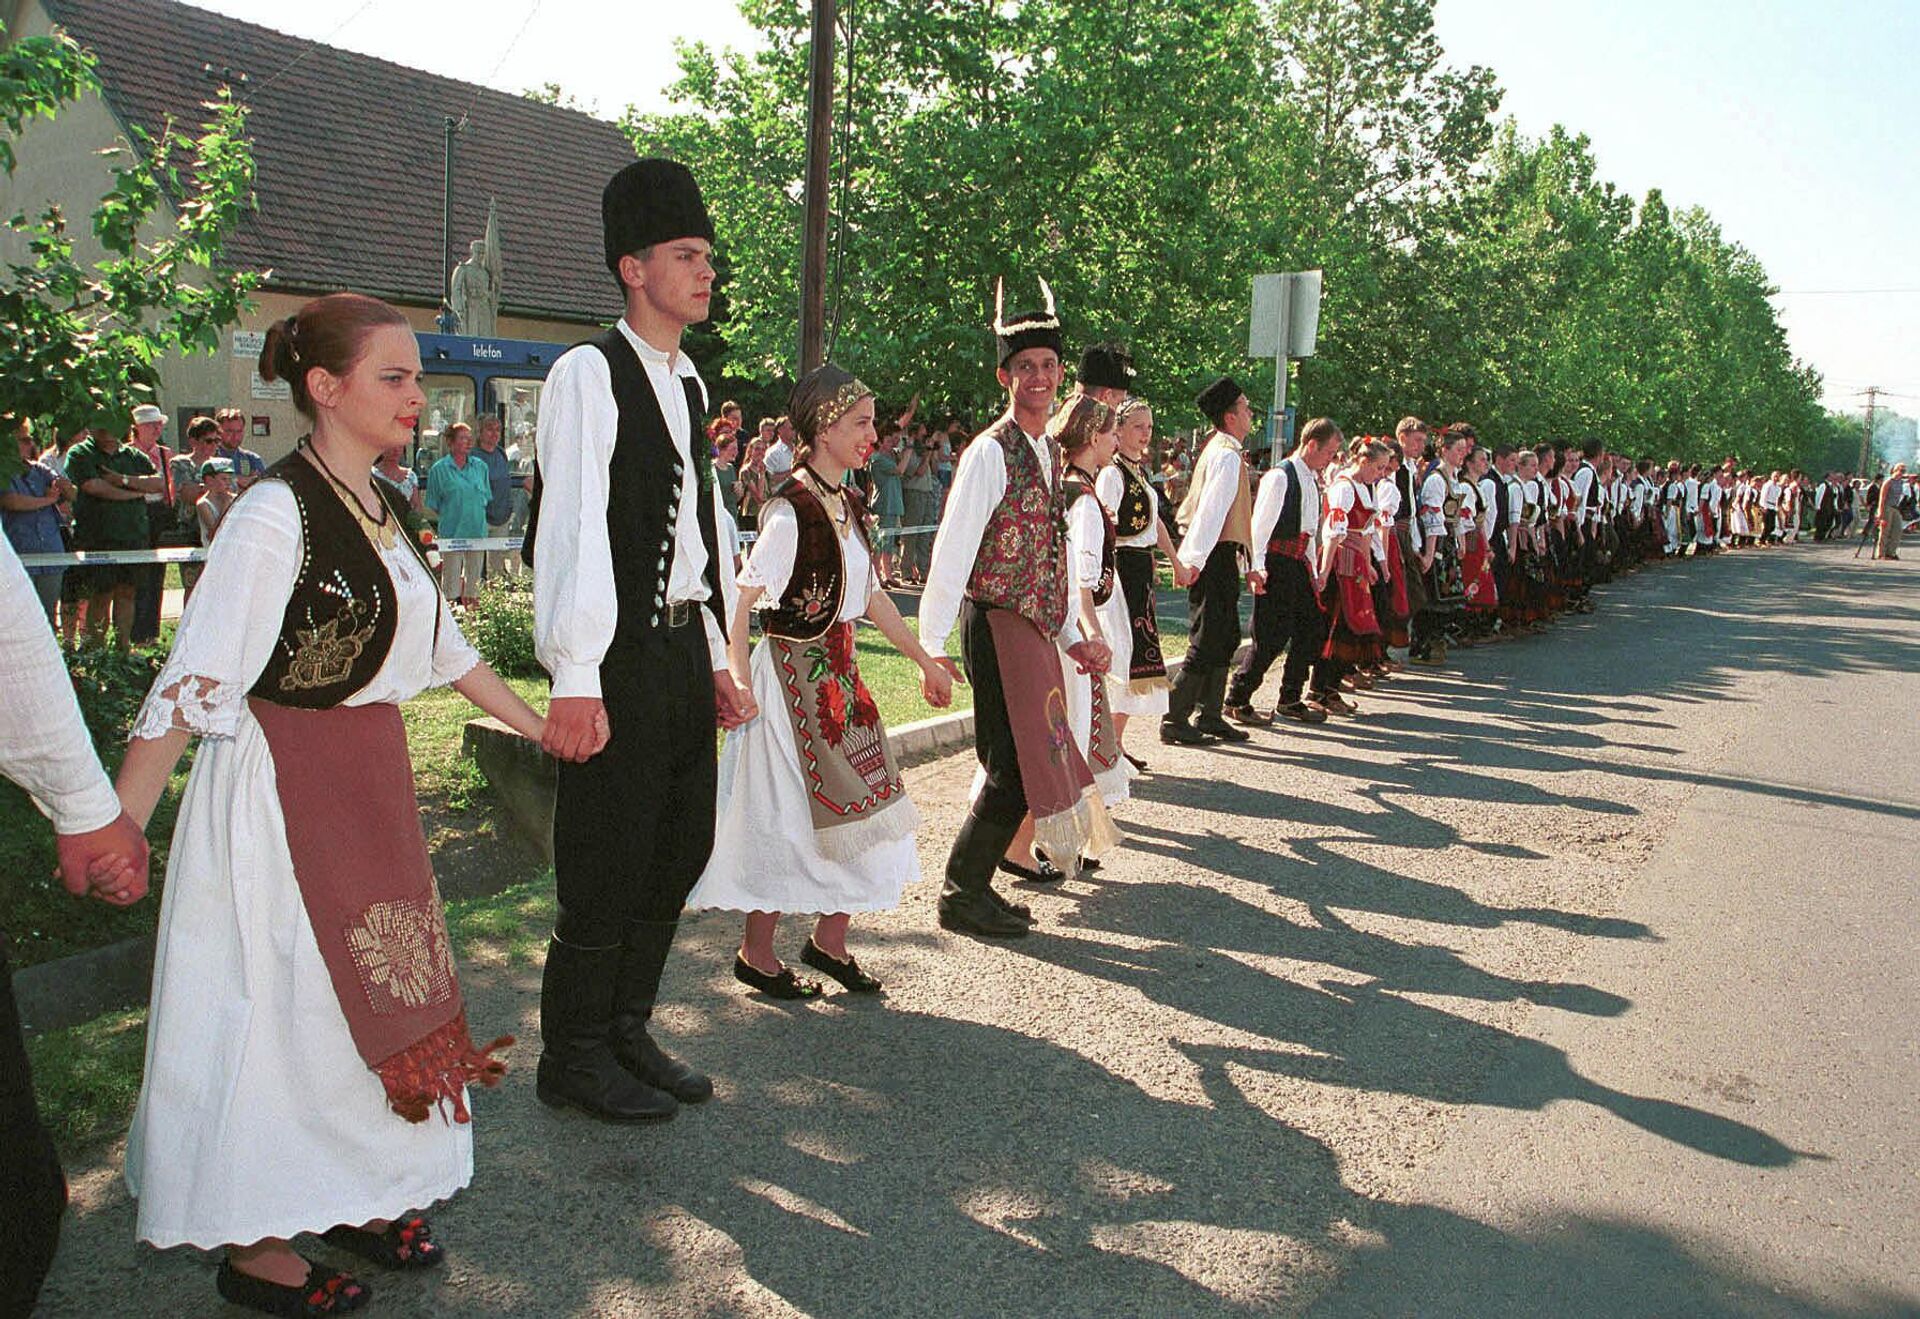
(456, 0), (546, 128)
(243, 0), (384, 98)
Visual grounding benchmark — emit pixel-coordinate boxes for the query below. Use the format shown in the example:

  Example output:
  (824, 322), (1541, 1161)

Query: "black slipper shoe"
(999, 856), (1066, 883)
(801, 940), (883, 993)
(217, 1255), (371, 1316)
(322, 1215), (443, 1270)
(1123, 751), (1150, 773)
(734, 954), (823, 1000)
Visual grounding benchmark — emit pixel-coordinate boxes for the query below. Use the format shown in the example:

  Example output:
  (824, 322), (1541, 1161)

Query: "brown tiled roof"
(42, 0), (632, 323)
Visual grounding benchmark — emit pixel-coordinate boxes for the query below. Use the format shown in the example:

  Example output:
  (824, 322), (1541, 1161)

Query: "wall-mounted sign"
(232, 329), (266, 359)
(249, 369), (291, 401)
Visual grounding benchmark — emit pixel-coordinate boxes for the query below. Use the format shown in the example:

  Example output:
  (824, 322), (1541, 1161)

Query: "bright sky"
(182, 0), (1915, 416)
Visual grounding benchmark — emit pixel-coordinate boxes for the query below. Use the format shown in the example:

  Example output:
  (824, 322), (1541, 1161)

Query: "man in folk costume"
(1223, 416), (1343, 726)
(918, 279), (1119, 939)
(1391, 417), (1437, 665)
(1163, 377), (1257, 745)
(527, 159), (748, 1122)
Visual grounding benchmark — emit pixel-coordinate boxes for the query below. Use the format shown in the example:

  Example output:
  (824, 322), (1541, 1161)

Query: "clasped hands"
(541, 670), (757, 762)
(1066, 637), (1112, 676)
(56, 811), (151, 908)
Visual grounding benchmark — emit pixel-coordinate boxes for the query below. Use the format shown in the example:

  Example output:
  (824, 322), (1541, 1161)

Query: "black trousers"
(1167, 543), (1242, 720)
(1814, 507), (1833, 540)
(1, 937), (66, 1318)
(551, 622), (717, 947)
(1227, 556), (1329, 707)
(959, 599), (1028, 829)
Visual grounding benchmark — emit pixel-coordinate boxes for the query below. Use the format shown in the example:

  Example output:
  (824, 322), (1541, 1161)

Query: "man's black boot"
(536, 935), (678, 1122)
(939, 812), (1030, 938)
(610, 918), (713, 1104)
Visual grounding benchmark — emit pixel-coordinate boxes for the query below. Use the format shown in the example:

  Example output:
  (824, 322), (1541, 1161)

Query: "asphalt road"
(40, 540), (1919, 1318)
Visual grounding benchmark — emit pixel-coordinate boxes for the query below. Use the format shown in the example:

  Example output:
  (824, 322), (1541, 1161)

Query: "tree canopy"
(0, 21), (258, 479)
(629, 0), (1840, 468)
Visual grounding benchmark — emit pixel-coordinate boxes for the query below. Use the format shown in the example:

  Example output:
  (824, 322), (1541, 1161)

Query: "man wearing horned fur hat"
(917, 279), (1119, 939)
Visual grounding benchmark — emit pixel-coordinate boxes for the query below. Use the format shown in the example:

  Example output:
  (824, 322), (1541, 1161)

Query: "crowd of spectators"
(1, 403), (265, 649)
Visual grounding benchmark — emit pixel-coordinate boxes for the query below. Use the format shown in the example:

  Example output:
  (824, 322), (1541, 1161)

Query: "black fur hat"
(603, 158), (714, 274)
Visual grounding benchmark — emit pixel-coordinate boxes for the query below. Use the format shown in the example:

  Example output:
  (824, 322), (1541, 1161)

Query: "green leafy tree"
(626, 0), (1834, 470)
(0, 22), (259, 479)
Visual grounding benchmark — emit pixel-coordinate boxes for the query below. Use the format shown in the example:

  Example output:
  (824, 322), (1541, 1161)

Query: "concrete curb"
(16, 655), (1196, 1035)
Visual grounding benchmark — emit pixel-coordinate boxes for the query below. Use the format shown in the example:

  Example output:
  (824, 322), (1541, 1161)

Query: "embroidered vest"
(1177, 433), (1253, 548)
(760, 478), (870, 641)
(1113, 456), (1156, 539)
(1063, 468), (1116, 607)
(965, 416), (1069, 636)
(250, 450), (421, 709)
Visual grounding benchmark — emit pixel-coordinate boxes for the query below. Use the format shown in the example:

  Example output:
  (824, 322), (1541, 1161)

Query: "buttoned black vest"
(523, 328), (727, 645)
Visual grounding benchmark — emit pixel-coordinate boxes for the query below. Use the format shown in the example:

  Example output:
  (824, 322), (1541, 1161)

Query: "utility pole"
(1860, 386), (1879, 476)
(438, 115), (462, 334)
(797, 0), (837, 375)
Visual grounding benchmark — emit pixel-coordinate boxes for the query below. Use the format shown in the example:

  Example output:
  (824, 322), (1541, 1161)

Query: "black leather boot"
(938, 812), (1030, 938)
(610, 918), (713, 1104)
(536, 936), (678, 1122)
(1192, 667), (1250, 742)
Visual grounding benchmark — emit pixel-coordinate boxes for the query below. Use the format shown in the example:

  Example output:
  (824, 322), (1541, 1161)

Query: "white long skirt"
(688, 639), (921, 915)
(126, 710), (471, 1250)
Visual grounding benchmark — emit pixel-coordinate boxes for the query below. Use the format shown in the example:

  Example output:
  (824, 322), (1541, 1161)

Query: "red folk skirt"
(1460, 529), (1499, 612)
(1322, 542), (1384, 666)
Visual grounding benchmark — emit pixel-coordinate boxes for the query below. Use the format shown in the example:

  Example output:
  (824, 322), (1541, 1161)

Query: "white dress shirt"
(1477, 475), (1499, 539)
(1177, 443), (1243, 573)
(1418, 467), (1451, 540)
(533, 318), (731, 698)
(1249, 456), (1319, 576)
(918, 418), (1060, 655)
(1, 537), (122, 834)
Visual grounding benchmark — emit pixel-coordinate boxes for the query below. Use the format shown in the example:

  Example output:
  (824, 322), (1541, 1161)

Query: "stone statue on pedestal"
(449, 200), (503, 336)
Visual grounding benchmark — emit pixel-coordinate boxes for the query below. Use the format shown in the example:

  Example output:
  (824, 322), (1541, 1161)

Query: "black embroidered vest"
(1063, 468), (1116, 607)
(761, 478), (871, 641)
(523, 327), (727, 644)
(1113, 456), (1155, 539)
(249, 450), (418, 709)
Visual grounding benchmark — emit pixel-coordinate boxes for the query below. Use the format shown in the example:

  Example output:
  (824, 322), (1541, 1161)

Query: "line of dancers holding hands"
(57, 158), (1731, 1316)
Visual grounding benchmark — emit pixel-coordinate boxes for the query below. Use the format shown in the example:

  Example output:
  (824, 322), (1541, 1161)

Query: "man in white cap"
(125, 404), (175, 644)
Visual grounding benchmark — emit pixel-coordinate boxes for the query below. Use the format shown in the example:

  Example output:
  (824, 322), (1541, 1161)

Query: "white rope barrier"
(14, 524), (951, 568)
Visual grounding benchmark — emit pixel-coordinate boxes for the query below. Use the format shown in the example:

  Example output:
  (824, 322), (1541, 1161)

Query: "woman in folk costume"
(689, 366), (954, 998)
(1097, 395), (1190, 771)
(1371, 445), (1412, 656)
(1319, 440), (1391, 694)
(113, 294), (559, 1316)
(1457, 446), (1500, 635)
(1056, 394), (1130, 810)
(1508, 448), (1551, 629)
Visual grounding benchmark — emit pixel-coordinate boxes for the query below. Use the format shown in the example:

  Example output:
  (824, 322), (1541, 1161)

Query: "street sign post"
(1249, 270), (1323, 455)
